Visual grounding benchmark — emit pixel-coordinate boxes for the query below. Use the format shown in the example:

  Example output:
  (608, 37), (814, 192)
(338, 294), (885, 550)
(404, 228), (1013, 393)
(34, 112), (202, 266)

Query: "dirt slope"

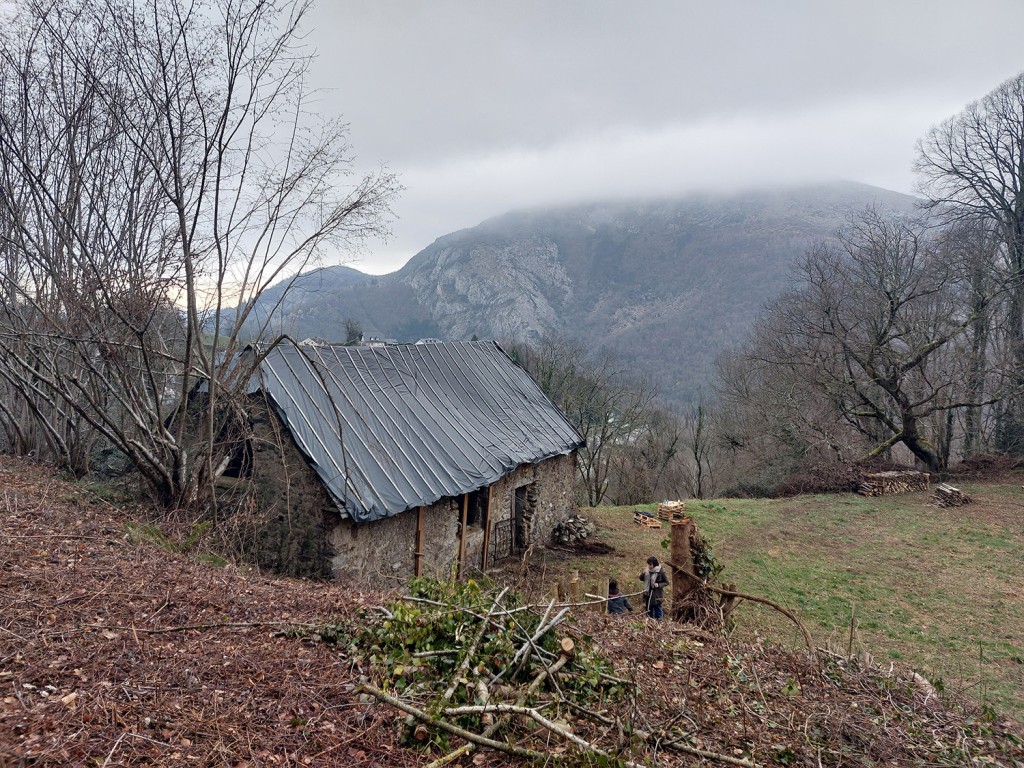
(1, 457), (1021, 767)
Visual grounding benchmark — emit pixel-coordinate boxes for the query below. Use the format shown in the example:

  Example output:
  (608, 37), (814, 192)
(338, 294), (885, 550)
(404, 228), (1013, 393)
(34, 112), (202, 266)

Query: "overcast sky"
(304, 1), (1024, 274)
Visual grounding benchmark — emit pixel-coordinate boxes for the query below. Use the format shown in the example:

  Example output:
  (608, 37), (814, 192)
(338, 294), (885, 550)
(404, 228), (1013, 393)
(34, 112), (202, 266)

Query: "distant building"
(363, 336), (398, 347)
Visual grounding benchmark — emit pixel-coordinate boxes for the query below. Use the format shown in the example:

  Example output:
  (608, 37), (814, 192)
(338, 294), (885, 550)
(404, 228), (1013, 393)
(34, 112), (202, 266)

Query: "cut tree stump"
(670, 518), (697, 622)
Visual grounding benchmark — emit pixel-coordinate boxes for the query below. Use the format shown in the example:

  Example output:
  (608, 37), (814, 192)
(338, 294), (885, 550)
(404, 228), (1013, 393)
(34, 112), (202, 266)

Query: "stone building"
(222, 339), (582, 582)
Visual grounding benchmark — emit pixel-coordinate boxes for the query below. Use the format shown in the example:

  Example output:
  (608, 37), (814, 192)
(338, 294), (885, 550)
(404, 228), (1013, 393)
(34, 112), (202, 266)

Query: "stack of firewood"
(934, 483), (972, 507)
(858, 470), (930, 496)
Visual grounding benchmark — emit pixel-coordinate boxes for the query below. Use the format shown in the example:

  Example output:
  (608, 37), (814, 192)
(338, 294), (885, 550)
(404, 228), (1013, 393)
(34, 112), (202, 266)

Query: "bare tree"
(506, 337), (659, 506)
(681, 402), (713, 499)
(936, 221), (1005, 457)
(915, 71), (1024, 450)
(746, 209), (997, 472)
(714, 337), (859, 495)
(343, 318), (363, 345)
(0, 0), (398, 508)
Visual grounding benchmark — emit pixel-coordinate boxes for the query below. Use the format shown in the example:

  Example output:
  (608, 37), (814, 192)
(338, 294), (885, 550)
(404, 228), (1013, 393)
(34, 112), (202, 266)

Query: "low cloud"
(352, 91), (963, 274)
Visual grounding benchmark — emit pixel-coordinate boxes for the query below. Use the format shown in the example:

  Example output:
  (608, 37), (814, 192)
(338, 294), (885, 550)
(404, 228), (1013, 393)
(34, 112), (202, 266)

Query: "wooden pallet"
(657, 500), (686, 522)
(632, 511), (662, 529)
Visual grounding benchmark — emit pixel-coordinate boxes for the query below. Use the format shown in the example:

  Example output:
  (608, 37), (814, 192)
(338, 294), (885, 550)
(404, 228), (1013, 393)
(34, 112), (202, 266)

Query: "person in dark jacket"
(639, 556), (669, 619)
(606, 579), (633, 614)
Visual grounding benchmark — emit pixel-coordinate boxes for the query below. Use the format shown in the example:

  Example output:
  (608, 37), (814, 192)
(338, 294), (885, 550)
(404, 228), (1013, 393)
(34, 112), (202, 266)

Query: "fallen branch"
(657, 735), (757, 767)
(491, 604), (569, 684)
(357, 684), (542, 761)
(667, 562), (816, 661)
(425, 651), (573, 768)
(440, 587), (508, 703)
(82, 620), (316, 635)
(442, 702), (644, 768)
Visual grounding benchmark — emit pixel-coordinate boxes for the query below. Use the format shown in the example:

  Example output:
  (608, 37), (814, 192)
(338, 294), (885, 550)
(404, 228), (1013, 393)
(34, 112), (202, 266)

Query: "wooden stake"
(569, 570), (580, 604)
(457, 493), (468, 579)
(847, 602), (857, 658)
(480, 485), (493, 571)
(415, 506), (425, 577)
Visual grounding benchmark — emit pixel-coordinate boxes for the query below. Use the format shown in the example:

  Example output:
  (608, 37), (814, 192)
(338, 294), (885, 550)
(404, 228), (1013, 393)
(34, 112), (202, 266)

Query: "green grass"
(537, 479), (1024, 718)
(124, 520), (228, 567)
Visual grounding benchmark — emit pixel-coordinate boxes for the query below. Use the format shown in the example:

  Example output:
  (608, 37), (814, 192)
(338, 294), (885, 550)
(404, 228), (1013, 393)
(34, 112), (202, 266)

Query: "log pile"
(934, 483), (972, 507)
(657, 500), (686, 522)
(551, 514), (596, 546)
(858, 470), (930, 496)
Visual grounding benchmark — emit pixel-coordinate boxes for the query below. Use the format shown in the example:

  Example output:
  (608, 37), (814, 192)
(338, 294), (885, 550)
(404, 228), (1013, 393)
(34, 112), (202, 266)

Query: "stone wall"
(232, 403), (578, 583)
(328, 451), (576, 581)
(236, 404), (339, 580)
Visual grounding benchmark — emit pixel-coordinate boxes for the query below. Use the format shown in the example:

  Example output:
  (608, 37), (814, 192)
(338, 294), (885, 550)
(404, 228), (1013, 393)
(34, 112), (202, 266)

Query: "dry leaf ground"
(1, 456), (1022, 766)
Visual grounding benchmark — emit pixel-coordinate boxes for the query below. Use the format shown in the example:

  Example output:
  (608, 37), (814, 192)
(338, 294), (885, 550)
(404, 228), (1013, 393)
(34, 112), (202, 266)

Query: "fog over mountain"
(256, 181), (920, 407)
(305, 2), (1024, 273)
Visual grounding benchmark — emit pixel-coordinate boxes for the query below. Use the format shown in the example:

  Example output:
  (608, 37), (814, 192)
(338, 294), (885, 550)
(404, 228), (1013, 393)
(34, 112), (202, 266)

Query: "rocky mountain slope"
(259, 181), (920, 406)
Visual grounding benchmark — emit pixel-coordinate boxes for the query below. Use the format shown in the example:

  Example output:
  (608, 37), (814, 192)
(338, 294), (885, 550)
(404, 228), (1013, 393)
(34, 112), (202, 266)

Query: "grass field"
(526, 478), (1024, 719)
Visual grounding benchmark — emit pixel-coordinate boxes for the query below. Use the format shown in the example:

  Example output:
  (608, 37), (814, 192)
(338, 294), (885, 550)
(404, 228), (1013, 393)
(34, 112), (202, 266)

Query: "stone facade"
(231, 404), (578, 583)
(327, 452), (577, 582)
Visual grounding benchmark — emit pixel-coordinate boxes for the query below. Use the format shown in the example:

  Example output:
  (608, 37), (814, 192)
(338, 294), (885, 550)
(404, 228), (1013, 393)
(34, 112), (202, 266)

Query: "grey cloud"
(305, 1), (1024, 273)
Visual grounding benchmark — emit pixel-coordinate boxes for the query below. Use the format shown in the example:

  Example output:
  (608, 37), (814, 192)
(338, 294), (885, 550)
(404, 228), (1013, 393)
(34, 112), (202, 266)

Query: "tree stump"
(670, 518), (697, 621)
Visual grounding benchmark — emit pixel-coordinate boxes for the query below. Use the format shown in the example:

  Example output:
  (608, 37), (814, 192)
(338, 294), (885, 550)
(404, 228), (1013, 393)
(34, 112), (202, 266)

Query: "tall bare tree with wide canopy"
(0, 0), (398, 509)
(915, 71), (1024, 451)
(747, 210), (996, 472)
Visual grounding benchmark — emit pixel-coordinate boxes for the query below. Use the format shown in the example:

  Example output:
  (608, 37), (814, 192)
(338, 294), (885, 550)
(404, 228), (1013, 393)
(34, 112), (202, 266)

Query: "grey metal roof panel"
(255, 340), (583, 523)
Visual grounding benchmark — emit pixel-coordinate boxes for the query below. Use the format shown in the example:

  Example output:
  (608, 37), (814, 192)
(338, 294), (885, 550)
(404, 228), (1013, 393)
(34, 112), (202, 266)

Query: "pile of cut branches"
(342, 578), (651, 766)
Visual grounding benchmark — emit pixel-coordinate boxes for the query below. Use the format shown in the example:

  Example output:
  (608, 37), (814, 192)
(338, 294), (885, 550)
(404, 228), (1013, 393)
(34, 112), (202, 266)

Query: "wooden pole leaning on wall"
(670, 517), (697, 622)
(457, 493), (469, 579)
(415, 506), (426, 577)
(480, 485), (494, 571)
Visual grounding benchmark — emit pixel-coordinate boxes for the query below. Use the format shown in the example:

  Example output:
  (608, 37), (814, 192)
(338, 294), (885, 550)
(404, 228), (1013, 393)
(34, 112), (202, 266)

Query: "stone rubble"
(551, 514), (596, 546)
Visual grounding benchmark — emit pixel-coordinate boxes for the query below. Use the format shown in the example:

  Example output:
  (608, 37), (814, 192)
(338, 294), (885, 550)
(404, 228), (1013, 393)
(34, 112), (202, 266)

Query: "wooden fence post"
(480, 485), (494, 571)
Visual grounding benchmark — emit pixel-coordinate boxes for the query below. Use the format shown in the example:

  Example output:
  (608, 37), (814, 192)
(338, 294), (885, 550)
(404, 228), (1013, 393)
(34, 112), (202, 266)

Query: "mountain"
(257, 181), (920, 407)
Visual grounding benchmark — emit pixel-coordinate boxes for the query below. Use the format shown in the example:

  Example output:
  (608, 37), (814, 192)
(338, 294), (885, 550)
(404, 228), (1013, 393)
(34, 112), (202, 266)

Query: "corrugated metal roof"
(253, 340), (584, 523)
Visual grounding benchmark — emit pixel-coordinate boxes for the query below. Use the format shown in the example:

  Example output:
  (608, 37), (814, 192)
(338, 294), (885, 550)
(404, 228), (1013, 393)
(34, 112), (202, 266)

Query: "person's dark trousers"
(647, 603), (663, 619)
